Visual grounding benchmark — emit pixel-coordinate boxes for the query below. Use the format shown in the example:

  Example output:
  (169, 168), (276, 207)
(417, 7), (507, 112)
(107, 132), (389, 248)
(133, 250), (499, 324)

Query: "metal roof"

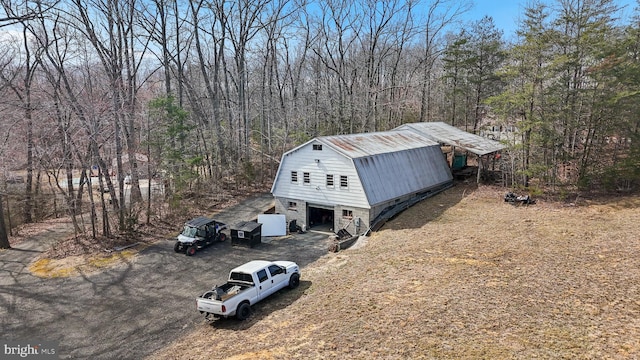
(394, 122), (505, 156)
(316, 130), (440, 158)
(353, 146), (453, 206)
(315, 130), (452, 207)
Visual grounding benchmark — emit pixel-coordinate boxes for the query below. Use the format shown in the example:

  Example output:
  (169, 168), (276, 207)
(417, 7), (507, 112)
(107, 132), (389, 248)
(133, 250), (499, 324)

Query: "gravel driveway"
(0, 194), (329, 359)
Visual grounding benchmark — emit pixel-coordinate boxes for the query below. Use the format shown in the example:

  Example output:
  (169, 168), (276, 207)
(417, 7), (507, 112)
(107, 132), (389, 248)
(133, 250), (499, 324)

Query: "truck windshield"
(181, 226), (197, 237)
(230, 272), (254, 284)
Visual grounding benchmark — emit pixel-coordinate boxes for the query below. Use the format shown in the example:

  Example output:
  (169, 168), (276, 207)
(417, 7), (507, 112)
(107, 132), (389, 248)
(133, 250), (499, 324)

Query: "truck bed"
(196, 282), (254, 316)
(202, 282), (251, 301)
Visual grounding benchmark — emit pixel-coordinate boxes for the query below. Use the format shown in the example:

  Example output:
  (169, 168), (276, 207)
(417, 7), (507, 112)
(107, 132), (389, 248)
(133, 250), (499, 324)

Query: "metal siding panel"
(355, 146), (452, 206)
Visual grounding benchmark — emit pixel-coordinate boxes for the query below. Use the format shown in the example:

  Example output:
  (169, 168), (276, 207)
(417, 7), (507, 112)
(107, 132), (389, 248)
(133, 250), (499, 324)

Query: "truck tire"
(186, 245), (197, 256)
(288, 273), (300, 289)
(174, 242), (182, 253)
(236, 302), (251, 320)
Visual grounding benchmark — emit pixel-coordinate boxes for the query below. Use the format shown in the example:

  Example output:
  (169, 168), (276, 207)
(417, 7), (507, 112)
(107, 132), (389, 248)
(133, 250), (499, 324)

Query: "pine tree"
(466, 16), (506, 133)
(488, 1), (554, 187)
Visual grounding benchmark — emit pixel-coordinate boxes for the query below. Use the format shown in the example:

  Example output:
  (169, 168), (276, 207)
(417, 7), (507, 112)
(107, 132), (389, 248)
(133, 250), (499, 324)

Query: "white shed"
(271, 130), (453, 235)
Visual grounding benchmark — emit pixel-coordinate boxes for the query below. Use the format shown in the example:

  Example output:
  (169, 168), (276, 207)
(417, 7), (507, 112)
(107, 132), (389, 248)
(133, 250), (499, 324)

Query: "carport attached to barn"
(395, 122), (506, 183)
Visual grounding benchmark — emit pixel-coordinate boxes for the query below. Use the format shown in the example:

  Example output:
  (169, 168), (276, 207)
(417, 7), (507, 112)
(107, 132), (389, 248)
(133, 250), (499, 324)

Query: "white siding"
(272, 141), (371, 209)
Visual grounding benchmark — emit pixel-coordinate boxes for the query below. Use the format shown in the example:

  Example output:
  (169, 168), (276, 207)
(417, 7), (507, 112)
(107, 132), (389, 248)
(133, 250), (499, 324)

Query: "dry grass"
(28, 249), (139, 278)
(26, 233), (154, 278)
(151, 184), (640, 360)
(8, 214), (161, 278)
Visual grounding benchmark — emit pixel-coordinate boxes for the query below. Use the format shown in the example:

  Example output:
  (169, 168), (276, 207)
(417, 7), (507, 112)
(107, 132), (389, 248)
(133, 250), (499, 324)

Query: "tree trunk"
(0, 193), (10, 249)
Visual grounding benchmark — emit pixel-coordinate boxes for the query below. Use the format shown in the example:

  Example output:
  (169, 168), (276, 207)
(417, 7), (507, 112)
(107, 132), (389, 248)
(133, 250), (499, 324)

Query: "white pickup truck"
(196, 260), (301, 320)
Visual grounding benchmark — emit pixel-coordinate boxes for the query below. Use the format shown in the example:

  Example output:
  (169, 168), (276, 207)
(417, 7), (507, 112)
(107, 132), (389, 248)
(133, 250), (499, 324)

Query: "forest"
(0, 0), (639, 247)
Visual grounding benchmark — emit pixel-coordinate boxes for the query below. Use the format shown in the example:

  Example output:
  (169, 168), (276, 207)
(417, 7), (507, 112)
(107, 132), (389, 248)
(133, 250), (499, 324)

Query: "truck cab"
(230, 261), (292, 299)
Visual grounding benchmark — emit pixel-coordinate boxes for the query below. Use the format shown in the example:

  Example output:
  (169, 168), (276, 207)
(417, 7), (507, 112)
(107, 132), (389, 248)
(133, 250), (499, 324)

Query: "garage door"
(307, 204), (334, 230)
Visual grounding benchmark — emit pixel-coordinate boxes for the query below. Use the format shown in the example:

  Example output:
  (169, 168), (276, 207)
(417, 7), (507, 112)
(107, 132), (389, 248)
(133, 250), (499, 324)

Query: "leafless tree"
(0, 1), (46, 224)
(69, 0), (152, 229)
(32, 8), (120, 236)
(417, 0), (471, 122)
(0, 0), (57, 27)
(359, 0), (408, 132)
(187, 0), (227, 176)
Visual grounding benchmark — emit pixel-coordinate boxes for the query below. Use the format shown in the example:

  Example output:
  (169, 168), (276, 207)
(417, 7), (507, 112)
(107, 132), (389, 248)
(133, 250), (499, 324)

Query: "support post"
(476, 155), (483, 184)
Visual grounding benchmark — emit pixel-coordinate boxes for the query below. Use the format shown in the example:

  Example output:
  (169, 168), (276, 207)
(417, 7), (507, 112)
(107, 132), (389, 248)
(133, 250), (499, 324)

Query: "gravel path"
(0, 194), (329, 359)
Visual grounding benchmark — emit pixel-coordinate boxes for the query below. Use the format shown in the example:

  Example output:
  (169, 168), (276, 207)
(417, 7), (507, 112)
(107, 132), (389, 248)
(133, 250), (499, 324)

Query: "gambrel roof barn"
(271, 129), (453, 236)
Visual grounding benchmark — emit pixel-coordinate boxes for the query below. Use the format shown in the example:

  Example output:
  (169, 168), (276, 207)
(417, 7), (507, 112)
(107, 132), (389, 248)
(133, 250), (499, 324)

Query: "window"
(342, 209), (353, 219)
(340, 175), (348, 188)
(303, 172), (310, 184)
(230, 272), (254, 283)
(268, 265), (284, 276)
(288, 201), (297, 210)
(257, 269), (269, 283)
(313, 144), (323, 151)
(326, 174), (334, 187)
(291, 171), (298, 183)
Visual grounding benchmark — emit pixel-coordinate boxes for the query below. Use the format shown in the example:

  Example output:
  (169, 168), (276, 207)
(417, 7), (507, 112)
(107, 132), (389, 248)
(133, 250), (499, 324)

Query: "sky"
(464, 0), (638, 41)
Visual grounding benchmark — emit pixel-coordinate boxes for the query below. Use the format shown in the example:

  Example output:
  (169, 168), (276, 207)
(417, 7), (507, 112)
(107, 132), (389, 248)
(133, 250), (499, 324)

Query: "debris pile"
(504, 192), (536, 205)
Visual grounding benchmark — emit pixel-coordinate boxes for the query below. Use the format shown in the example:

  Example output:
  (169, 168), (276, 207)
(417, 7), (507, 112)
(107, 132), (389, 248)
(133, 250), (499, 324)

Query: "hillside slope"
(153, 185), (640, 359)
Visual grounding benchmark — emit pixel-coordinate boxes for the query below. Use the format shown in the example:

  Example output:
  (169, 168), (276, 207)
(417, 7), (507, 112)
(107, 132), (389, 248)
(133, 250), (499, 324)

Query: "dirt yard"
(152, 185), (640, 359)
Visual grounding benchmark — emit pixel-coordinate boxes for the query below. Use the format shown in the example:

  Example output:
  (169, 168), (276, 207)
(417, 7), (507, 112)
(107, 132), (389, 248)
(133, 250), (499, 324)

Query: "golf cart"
(174, 216), (228, 256)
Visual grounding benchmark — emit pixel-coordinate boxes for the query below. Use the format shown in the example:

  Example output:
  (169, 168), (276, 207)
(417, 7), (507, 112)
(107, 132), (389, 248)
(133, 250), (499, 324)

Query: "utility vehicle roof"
(185, 216), (215, 228)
